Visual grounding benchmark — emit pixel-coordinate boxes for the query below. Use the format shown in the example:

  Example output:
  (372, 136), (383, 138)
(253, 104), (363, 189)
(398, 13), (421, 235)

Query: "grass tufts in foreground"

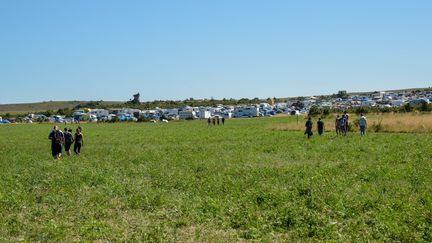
(0, 117), (431, 241)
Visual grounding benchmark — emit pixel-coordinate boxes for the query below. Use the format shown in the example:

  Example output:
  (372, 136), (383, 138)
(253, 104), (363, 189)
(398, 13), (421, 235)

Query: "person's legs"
(52, 144), (57, 159)
(54, 143), (61, 159)
(360, 126), (365, 136)
(58, 144), (62, 158)
(65, 143), (71, 155)
(75, 143), (82, 154)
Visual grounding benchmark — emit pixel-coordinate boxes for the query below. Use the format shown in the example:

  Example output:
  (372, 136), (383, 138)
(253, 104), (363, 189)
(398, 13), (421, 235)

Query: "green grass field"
(0, 117), (431, 241)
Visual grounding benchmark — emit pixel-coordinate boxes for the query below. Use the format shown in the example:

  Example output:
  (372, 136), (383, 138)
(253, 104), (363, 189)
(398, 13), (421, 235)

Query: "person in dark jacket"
(339, 114), (347, 136)
(317, 117), (325, 136)
(335, 115), (340, 135)
(48, 126), (63, 159)
(343, 111), (350, 134)
(64, 128), (74, 156)
(305, 117), (313, 139)
(74, 128), (84, 155)
(222, 117), (225, 125)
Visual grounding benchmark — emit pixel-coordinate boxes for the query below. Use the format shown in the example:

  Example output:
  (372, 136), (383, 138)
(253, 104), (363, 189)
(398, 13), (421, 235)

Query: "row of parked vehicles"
(0, 117), (11, 124)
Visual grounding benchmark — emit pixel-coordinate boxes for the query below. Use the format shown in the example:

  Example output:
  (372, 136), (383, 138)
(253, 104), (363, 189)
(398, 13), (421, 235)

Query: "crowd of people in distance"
(305, 111), (368, 139)
(207, 116), (225, 126)
(48, 125), (84, 159)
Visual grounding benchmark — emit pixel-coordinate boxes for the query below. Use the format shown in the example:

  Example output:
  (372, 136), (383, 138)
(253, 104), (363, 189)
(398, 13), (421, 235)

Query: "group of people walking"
(335, 111), (350, 136)
(48, 126), (84, 159)
(305, 112), (368, 139)
(207, 116), (225, 126)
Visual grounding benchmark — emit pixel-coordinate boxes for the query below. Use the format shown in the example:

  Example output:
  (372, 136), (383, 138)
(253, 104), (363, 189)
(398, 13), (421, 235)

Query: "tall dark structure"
(132, 93), (140, 104)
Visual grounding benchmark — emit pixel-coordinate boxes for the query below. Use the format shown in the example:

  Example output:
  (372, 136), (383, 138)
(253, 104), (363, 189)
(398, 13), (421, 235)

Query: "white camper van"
(90, 109), (109, 118)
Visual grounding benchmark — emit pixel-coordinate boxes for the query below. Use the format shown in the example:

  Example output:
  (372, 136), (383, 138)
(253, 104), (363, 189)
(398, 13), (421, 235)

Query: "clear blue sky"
(1, 0), (431, 104)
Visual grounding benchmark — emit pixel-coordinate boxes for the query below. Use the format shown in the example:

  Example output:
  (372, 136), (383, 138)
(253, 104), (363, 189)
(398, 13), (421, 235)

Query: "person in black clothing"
(64, 128), (74, 156)
(343, 111), (350, 134)
(317, 118), (325, 136)
(335, 115), (340, 135)
(222, 117), (225, 125)
(212, 117), (216, 125)
(305, 117), (313, 139)
(74, 128), (84, 155)
(48, 126), (63, 159)
(217, 116), (220, 125)
(207, 117), (211, 125)
(339, 114), (347, 136)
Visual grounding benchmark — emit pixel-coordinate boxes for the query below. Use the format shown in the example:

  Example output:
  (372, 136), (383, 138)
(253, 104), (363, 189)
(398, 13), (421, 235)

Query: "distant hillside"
(0, 101), (124, 115)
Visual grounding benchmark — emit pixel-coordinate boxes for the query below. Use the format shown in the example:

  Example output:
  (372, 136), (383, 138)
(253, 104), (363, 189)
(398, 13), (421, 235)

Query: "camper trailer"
(90, 109), (109, 118)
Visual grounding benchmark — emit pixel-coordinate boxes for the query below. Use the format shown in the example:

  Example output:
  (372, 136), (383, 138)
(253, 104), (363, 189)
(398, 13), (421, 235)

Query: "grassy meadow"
(271, 112), (432, 133)
(0, 116), (432, 241)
